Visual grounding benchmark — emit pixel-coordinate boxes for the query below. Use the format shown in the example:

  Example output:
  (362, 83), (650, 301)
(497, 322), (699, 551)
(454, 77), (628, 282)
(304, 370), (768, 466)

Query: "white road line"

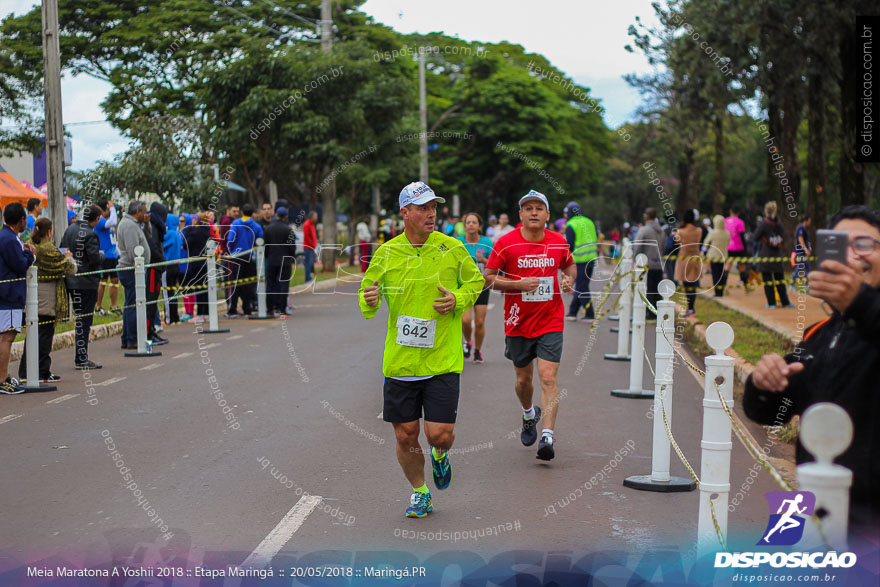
(0, 414), (22, 425)
(46, 393), (79, 404)
(201, 342), (221, 350)
(226, 335), (243, 340)
(240, 495), (322, 568)
(487, 303), (496, 310)
(139, 363), (164, 371)
(95, 376), (127, 387)
(250, 327), (266, 332)
(172, 352), (193, 359)
(377, 411), (383, 419)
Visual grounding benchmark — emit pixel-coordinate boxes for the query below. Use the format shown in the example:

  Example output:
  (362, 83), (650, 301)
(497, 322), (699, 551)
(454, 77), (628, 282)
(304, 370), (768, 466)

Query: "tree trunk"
(839, 31), (866, 206)
(677, 145), (698, 216)
(320, 172), (338, 273)
(779, 90), (803, 255)
(348, 184), (357, 266)
(712, 113), (724, 215)
(807, 71), (827, 232)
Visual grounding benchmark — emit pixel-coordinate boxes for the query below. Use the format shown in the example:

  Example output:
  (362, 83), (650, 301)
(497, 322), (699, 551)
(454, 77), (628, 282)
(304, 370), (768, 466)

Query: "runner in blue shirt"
(457, 212), (494, 363)
(94, 200), (120, 314)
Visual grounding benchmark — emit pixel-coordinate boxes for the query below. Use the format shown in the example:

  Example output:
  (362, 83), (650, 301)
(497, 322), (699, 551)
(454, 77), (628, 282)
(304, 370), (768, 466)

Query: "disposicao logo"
(760, 491), (815, 546)
(714, 490), (857, 570)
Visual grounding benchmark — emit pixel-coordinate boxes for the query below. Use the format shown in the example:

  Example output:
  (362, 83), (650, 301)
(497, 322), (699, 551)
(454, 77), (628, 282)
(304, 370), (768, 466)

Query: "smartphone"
(815, 229), (849, 266)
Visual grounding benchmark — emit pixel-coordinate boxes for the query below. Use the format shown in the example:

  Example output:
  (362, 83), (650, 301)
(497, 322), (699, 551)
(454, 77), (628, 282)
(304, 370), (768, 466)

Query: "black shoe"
(75, 361), (102, 370)
(521, 406), (542, 447)
(537, 434), (555, 461)
(0, 378), (24, 394)
(149, 336), (169, 346)
(463, 341), (471, 359)
(121, 343), (137, 350)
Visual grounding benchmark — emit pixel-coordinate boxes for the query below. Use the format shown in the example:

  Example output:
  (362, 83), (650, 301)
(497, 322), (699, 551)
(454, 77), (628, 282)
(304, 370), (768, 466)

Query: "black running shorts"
(504, 331), (564, 368)
(101, 257), (118, 279)
(474, 287), (491, 306)
(383, 373), (460, 424)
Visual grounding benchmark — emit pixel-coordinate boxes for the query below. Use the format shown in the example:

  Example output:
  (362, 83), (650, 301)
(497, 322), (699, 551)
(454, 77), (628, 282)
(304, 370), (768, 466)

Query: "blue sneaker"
(431, 447), (452, 490)
(536, 433), (555, 461)
(521, 406), (542, 446)
(405, 491), (433, 518)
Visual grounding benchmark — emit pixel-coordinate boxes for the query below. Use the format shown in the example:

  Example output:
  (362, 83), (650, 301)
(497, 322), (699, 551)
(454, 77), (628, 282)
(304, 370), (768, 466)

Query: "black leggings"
(762, 271), (790, 307)
(682, 280), (700, 311)
(710, 262), (728, 297)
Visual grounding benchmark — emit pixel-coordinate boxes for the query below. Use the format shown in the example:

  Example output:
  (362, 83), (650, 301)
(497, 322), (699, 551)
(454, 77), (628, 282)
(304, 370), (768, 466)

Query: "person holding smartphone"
(743, 205), (880, 540)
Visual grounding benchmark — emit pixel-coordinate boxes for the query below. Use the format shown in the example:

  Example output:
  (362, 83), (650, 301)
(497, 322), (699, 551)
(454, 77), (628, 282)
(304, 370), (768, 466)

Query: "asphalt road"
(0, 273), (784, 576)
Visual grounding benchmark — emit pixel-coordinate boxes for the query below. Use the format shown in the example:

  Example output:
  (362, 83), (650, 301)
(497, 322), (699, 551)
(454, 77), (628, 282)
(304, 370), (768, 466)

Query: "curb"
(698, 291), (802, 345)
(11, 276), (353, 362)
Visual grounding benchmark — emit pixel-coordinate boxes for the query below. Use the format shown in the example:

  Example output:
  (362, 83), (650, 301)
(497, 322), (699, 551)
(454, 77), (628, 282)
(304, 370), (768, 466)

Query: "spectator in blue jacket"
(0, 202), (36, 394)
(225, 203), (263, 317)
(94, 200), (120, 315)
(163, 212), (183, 324)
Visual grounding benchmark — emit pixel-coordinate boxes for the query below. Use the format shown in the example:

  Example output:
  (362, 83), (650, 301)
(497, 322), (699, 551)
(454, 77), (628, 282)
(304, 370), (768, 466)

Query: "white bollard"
(202, 240), (229, 334)
(697, 321), (735, 557)
(604, 245), (633, 361)
(23, 266), (56, 391)
(613, 254), (653, 397)
(797, 403), (853, 551)
(624, 280), (695, 491)
(250, 238), (272, 320)
(125, 245), (161, 357)
(606, 259), (621, 321)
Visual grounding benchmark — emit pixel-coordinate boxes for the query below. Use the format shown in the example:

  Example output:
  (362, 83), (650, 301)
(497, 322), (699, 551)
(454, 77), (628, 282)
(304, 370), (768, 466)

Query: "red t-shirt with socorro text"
(485, 228), (574, 338)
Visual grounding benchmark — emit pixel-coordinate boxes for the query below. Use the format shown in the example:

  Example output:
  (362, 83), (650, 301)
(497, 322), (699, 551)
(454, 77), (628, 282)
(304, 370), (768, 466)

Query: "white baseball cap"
(399, 181), (446, 208)
(518, 189), (549, 210)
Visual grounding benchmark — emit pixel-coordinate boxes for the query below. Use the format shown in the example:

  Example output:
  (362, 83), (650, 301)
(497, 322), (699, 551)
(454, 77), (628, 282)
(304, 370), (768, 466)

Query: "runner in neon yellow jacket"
(359, 228), (485, 377)
(359, 181), (485, 520)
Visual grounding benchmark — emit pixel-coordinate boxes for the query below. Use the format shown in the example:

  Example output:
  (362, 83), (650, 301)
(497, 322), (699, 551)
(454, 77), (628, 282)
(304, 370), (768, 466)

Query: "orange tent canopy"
(0, 163), (49, 209)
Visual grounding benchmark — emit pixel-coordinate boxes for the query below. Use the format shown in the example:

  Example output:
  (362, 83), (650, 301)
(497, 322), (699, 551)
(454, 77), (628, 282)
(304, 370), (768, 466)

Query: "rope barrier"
(629, 288), (832, 549)
(29, 274), (265, 327)
(7, 245), (266, 286)
(663, 255), (814, 263)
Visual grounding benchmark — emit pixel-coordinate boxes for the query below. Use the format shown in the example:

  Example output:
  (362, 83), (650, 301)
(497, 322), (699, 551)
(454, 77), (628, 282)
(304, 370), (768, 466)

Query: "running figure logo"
(505, 303), (521, 328)
(759, 491), (816, 546)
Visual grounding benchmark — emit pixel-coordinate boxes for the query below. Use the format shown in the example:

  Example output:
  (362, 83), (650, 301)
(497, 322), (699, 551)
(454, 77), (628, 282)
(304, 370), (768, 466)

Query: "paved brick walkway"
(697, 270), (828, 343)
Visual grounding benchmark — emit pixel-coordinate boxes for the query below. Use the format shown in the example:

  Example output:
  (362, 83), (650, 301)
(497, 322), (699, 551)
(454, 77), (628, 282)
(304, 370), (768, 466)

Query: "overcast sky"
(1, 0), (657, 171)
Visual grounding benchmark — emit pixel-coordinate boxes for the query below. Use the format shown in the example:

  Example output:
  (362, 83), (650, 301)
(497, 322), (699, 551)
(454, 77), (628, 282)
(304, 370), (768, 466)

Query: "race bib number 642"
(395, 315), (436, 348)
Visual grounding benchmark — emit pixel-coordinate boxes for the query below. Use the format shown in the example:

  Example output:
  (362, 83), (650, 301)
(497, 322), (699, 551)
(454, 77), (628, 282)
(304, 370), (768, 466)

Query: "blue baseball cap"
(518, 190), (549, 210)
(399, 181), (446, 209)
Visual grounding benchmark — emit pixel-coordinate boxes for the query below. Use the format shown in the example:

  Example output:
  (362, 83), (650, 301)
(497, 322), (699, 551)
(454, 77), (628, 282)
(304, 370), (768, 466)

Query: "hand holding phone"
(815, 230), (848, 266)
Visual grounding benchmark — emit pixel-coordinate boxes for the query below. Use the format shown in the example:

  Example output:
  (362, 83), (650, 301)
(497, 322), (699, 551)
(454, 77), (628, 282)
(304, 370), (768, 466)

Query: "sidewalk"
(697, 272), (827, 344)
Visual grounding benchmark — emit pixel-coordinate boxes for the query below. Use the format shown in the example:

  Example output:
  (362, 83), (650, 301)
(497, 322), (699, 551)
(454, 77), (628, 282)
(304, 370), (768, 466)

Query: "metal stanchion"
(23, 266), (56, 391)
(697, 321), (735, 558)
(249, 238), (272, 320)
(624, 280), (695, 491)
(613, 254), (653, 397)
(604, 245), (632, 361)
(125, 245), (161, 357)
(202, 241), (229, 334)
(797, 403), (853, 551)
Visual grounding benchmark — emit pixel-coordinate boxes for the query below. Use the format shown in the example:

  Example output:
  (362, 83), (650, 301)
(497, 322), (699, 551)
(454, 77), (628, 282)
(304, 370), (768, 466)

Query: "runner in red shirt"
(484, 190), (576, 461)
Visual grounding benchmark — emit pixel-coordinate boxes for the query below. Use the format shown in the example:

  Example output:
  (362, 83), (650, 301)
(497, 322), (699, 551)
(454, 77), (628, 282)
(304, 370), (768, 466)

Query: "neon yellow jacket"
(358, 230), (485, 377)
